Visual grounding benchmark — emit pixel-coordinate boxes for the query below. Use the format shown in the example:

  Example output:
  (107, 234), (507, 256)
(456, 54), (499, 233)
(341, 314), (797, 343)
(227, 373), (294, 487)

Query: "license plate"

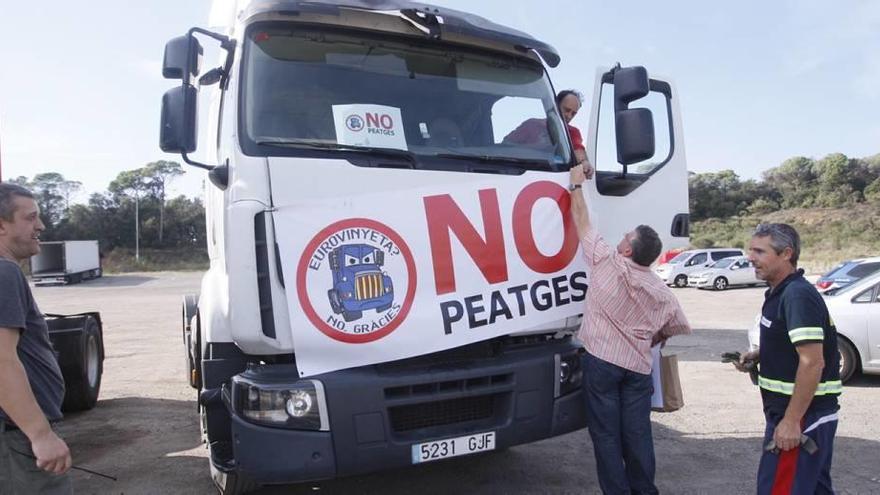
(411, 431), (495, 464)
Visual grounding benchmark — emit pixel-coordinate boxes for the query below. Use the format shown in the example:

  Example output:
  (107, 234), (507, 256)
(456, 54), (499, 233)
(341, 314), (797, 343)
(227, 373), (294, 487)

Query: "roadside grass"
(100, 247), (208, 273)
(691, 204), (880, 274)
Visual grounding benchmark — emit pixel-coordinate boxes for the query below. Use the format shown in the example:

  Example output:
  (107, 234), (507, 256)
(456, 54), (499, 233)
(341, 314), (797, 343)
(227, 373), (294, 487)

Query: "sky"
(1, 1), (878, 201)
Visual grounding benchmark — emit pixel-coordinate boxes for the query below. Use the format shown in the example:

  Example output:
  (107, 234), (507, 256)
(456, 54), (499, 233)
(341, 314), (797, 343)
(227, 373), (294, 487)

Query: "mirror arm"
(182, 152), (215, 171)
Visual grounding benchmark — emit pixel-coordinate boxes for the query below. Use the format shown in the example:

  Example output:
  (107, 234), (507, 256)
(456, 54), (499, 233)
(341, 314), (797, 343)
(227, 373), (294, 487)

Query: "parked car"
(816, 257), (880, 293)
(824, 271), (880, 382)
(688, 256), (765, 290)
(654, 248), (745, 288)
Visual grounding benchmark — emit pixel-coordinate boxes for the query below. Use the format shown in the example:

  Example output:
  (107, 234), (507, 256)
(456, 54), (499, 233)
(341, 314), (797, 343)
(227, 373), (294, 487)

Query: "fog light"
(286, 390), (313, 418)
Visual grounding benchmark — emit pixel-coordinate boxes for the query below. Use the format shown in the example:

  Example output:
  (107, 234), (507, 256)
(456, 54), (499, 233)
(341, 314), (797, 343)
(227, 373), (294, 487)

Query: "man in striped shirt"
(569, 164), (691, 494)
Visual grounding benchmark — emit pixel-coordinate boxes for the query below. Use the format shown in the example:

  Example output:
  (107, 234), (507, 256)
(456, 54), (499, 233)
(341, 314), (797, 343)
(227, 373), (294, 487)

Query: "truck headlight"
(231, 376), (329, 431)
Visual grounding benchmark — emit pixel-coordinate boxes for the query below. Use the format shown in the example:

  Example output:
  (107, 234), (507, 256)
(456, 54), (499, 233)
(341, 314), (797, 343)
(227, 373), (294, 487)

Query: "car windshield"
(827, 273), (880, 297)
(241, 24), (571, 168)
(668, 252), (691, 264)
(823, 261), (854, 279)
(712, 258), (736, 269)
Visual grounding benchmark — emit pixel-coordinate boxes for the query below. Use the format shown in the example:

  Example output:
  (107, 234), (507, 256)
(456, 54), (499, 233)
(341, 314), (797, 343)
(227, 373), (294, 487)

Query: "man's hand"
(582, 160), (594, 180)
(773, 417), (802, 451)
(733, 350), (759, 372)
(30, 429), (71, 475)
(570, 163), (586, 186)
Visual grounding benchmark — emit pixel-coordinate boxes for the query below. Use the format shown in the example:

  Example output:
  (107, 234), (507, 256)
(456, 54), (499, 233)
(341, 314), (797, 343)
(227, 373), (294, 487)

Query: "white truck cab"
(160, 1), (689, 492)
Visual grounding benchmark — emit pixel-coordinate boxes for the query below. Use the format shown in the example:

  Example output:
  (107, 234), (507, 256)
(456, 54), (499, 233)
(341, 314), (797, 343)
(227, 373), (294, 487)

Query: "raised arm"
(569, 164), (591, 240)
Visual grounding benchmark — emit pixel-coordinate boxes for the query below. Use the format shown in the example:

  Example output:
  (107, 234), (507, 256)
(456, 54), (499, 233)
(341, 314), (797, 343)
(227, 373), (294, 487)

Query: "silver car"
(687, 256), (764, 290)
(825, 271), (880, 382)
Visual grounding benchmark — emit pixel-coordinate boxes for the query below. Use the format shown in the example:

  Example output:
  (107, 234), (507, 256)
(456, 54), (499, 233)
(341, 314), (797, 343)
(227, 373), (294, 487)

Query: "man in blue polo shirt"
(737, 223), (840, 494)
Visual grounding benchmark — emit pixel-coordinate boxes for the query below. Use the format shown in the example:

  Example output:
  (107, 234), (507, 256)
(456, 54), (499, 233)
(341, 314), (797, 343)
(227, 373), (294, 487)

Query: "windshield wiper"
(256, 139), (416, 162)
(434, 153), (554, 171)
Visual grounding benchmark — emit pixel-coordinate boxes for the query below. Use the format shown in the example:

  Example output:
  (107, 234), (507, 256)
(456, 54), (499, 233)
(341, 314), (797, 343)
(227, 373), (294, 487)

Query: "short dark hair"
(556, 89), (583, 107)
(752, 223), (800, 266)
(631, 225), (663, 267)
(0, 183), (35, 222)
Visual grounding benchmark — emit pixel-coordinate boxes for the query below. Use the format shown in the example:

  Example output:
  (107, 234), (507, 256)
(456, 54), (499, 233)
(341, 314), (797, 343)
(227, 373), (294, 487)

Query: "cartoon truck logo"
(327, 244), (394, 322)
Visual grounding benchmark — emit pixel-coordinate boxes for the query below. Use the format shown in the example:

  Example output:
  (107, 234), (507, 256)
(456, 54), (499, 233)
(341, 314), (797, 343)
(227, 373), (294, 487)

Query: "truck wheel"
(61, 317), (103, 412)
(673, 275), (688, 288)
(376, 302), (392, 313)
(342, 310), (362, 322)
(327, 290), (343, 314)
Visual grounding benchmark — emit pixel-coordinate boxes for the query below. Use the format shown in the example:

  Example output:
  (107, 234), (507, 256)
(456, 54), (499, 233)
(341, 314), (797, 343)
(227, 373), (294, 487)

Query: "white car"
(824, 271), (880, 382)
(687, 256), (764, 290)
(654, 248), (744, 288)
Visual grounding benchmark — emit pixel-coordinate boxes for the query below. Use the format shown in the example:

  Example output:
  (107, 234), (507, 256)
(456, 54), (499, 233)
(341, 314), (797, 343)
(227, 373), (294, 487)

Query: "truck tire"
(61, 316), (103, 412)
(182, 296), (201, 389)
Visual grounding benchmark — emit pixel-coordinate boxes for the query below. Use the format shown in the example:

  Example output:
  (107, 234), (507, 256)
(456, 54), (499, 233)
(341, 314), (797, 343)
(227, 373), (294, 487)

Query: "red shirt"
(576, 229), (691, 374)
(502, 118), (585, 151)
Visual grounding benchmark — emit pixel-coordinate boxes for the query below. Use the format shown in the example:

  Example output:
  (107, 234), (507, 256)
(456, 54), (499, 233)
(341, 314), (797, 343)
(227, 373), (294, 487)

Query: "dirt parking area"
(34, 273), (880, 494)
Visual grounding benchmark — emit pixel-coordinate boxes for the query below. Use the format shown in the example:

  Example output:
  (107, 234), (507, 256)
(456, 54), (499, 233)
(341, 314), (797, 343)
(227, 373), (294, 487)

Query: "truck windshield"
(241, 24), (571, 168)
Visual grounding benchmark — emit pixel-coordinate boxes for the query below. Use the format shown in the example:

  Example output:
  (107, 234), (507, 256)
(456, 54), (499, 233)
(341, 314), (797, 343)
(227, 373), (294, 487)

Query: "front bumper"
(226, 338), (586, 485)
(687, 278), (711, 288)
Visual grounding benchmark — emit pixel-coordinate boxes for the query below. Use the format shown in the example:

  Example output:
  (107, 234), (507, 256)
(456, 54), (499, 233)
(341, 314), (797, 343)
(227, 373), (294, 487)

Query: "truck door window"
(594, 83), (672, 195)
(240, 25), (571, 171)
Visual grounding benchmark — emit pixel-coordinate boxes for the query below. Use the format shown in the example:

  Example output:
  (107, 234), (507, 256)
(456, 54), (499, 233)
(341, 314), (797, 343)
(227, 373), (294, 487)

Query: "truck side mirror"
(328, 250), (339, 271)
(375, 251), (384, 266)
(613, 66), (655, 166)
(163, 35), (203, 80)
(160, 86), (198, 153)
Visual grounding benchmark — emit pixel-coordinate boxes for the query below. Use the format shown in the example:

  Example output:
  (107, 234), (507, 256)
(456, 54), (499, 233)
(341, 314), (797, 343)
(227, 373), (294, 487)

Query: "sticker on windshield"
(332, 104), (408, 151)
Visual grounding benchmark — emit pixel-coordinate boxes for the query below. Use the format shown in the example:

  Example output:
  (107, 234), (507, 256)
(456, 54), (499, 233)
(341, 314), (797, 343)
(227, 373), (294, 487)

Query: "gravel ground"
(32, 272), (880, 494)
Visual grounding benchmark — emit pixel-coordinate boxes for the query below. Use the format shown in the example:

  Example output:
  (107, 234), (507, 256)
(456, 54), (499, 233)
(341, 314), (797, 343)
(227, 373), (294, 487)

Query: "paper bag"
(651, 346), (684, 412)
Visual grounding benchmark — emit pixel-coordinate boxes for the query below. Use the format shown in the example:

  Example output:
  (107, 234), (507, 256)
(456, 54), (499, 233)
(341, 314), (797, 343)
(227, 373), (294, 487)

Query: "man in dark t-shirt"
(737, 223), (839, 494)
(0, 183), (72, 493)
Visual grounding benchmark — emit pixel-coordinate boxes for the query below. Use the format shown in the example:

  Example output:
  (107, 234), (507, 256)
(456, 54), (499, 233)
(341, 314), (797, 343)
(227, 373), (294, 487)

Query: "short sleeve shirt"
(576, 229), (691, 374)
(758, 269), (840, 416)
(0, 257), (65, 423)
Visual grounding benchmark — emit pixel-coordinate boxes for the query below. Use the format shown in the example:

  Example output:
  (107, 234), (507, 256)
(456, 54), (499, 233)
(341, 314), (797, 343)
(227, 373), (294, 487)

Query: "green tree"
(142, 161), (185, 245)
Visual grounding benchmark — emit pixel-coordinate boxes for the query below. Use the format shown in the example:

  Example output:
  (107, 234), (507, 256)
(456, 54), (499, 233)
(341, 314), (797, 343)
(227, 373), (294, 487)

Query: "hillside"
(690, 204), (880, 274)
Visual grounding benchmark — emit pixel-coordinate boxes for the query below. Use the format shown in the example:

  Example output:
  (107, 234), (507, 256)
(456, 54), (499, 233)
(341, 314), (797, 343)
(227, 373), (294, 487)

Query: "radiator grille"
(389, 395), (495, 432)
(355, 272), (384, 300)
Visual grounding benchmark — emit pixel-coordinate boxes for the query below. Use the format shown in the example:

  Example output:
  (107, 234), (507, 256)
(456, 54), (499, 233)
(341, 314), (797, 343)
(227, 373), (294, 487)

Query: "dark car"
(816, 257), (880, 293)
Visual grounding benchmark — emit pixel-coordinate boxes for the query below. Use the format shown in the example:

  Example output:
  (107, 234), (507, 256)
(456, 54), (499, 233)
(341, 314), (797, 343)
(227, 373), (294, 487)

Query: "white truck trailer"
(159, 1), (689, 492)
(29, 240), (102, 285)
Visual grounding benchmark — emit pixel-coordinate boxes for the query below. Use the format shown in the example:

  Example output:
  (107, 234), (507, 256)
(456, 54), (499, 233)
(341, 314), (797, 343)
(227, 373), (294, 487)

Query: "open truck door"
(586, 65), (690, 254)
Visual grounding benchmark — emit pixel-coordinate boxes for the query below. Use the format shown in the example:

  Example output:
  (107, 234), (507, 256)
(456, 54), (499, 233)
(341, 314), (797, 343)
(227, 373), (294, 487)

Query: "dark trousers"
(583, 352), (658, 495)
(756, 408), (837, 495)
(0, 422), (72, 495)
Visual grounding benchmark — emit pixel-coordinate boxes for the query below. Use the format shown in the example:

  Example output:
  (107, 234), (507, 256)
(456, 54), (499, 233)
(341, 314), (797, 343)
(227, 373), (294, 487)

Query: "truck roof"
(234, 0), (561, 67)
